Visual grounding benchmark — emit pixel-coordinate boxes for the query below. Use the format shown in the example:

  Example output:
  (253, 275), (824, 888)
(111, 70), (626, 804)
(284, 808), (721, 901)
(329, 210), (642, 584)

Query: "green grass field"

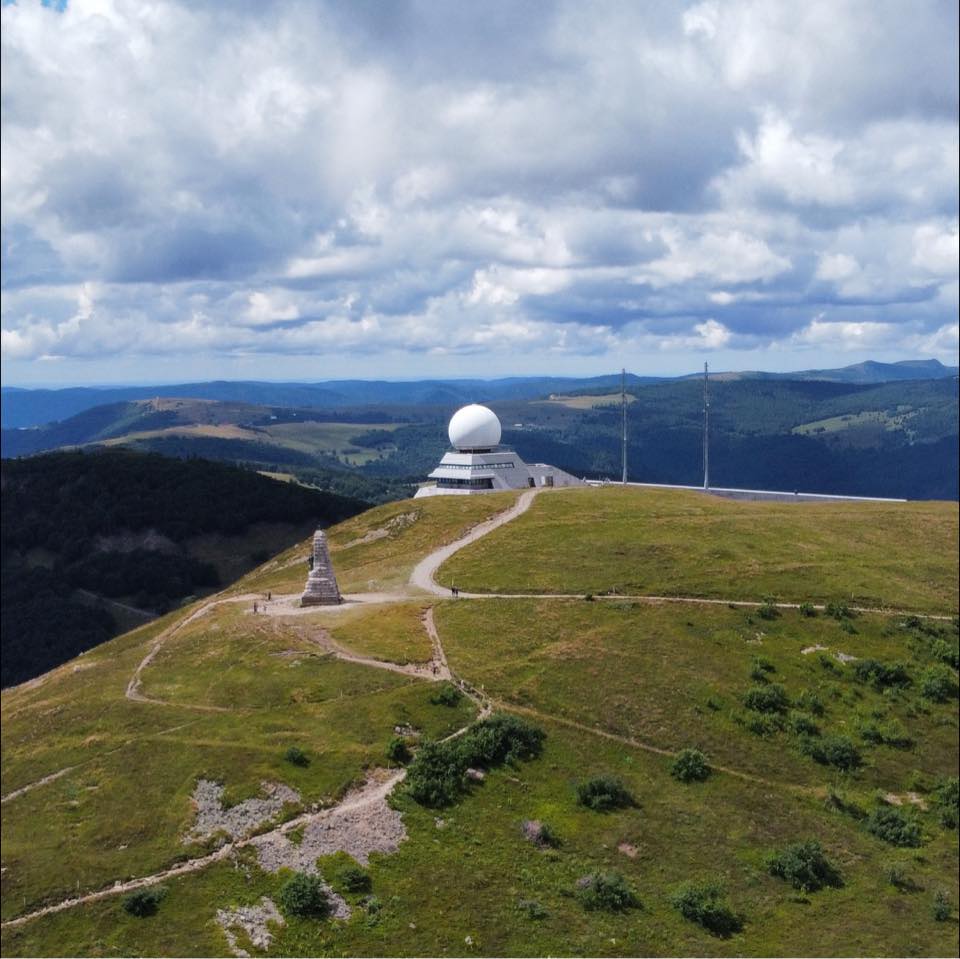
(2, 486), (957, 957)
(437, 486), (959, 613)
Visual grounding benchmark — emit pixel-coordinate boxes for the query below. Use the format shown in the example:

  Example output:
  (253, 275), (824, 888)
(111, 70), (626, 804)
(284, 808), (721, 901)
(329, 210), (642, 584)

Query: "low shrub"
(884, 864), (911, 890)
(864, 806), (922, 847)
(671, 748), (711, 783)
(757, 599), (780, 620)
(798, 602), (817, 617)
(854, 660), (911, 691)
(284, 746), (310, 767)
(799, 734), (862, 771)
(575, 872), (639, 912)
(746, 714), (782, 737)
(930, 639), (959, 670)
(932, 890), (952, 922)
(121, 886), (167, 918)
(767, 840), (841, 892)
(278, 872), (330, 918)
(919, 664), (957, 703)
(749, 657), (776, 682)
(386, 737), (411, 764)
(406, 714), (545, 808)
(796, 689), (825, 716)
(670, 881), (742, 937)
(825, 601), (856, 620)
(789, 711), (820, 736)
(931, 776), (959, 829)
(818, 654), (842, 674)
(743, 683), (789, 713)
(430, 683), (462, 707)
(576, 775), (634, 811)
(337, 866), (371, 894)
(859, 719), (912, 749)
(517, 898), (549, 920)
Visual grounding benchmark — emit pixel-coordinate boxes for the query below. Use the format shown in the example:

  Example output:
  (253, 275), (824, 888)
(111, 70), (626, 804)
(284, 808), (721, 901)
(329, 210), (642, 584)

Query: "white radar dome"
(448, 404), (502, 449)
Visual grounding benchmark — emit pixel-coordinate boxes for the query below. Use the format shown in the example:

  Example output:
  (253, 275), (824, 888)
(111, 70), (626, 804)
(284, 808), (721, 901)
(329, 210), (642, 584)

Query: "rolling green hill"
(1, 486), (957, 957)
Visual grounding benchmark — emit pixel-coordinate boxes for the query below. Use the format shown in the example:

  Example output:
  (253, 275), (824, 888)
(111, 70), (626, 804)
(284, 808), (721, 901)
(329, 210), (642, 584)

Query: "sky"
(1, 0), (958, 387)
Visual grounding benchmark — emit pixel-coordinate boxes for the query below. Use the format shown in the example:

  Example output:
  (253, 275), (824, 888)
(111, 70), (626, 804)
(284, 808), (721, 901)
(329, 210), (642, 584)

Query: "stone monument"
(300, 528), (341, 606)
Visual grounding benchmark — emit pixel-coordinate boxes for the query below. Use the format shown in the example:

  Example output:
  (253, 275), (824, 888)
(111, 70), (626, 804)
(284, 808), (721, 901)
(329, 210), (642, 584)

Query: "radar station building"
(415, 404), (585, 498)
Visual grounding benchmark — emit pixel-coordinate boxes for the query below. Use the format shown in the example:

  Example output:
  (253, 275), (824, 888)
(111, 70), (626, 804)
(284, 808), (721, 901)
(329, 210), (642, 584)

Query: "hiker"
(267, 591), (272, 601)
(253, 601), (258, 613)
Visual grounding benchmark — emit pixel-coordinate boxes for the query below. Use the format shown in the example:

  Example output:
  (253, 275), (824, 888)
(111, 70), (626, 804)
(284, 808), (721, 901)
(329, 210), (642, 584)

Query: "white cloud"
(0, 0), (957, 379)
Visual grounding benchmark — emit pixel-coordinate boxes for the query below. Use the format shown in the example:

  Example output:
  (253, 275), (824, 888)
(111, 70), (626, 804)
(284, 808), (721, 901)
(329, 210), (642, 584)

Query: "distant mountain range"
(3, 370), (957, 501)
(2, 359), (955, 429)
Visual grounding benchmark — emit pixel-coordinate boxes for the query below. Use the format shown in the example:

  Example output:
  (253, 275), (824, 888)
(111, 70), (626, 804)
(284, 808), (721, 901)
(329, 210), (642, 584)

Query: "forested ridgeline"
(1, 448), (369, 687)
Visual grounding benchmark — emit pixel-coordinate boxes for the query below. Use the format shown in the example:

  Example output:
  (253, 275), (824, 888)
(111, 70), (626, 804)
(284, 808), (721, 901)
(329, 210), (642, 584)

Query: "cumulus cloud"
(1, 0), (957, 382)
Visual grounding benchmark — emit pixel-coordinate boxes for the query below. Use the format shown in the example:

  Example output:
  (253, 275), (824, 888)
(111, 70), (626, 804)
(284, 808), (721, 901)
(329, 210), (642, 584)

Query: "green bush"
(919, 664), (957, 702)
(284, 746), (309, 767)
(405, 714), (545, 808)
(757, 599), (780, 620)
(455, 713), (545, 768)
(749, 657), (776, 682)
(386, 737), (411, 764)
(930, 639), (959, 669)
(405, 739), (467, 808)
(864, 806), (922, 847)
(743, 683), (789, 713)
(517, 898), (549, 920)
(859, 719), (912, 749)
(854, 659), (911, 691)
(430, 682), (462, 707)
(671, 748), (711, 783)
(799, 734), (862, 771)
(796, 689), (825, 716)
(767, 840), (842, 892)
(932, 777), (959, 829)
(799, 602), (817, 617)
(576, 775), (634, 811)
(575, 872), (639, 912)
(789, 711), (820, 736)
(337, 866), (372, 894)
(121, 886), (167, 918)
(670, 881), (742, 937)
(932, 890), (952, 922)
(278, 872), (330, 918)
(825, 601), (856, 620)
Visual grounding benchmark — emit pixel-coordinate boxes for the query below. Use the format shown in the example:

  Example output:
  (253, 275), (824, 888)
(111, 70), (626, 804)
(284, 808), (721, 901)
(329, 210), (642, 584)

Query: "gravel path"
(408, 489), (540, 595)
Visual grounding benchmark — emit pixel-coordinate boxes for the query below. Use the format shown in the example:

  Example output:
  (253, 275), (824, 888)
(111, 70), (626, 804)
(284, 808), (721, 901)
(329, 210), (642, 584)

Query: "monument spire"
(300, 528), (341, 606)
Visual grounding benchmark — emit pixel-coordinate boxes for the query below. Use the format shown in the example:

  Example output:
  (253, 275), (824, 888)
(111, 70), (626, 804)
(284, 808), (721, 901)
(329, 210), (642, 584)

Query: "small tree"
(278, 872), (330, 918)
(767, 840), (841, 892)
(671, 749), (711, 783)
(430, 683), (462, 707)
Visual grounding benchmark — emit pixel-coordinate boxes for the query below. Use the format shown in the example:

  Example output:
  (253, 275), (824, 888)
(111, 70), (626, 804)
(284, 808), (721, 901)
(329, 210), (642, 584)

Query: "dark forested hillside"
(1, 449), (368, 686)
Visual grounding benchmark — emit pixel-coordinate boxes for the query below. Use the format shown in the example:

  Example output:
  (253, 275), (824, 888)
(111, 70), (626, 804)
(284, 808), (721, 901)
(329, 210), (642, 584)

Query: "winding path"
(408, 488), (539, 595)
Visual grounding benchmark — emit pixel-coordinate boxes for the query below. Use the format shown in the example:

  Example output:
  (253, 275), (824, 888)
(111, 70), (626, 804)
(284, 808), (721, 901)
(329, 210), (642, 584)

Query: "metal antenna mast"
(621, 367), (628, 484)
(703, 361), (710, 490)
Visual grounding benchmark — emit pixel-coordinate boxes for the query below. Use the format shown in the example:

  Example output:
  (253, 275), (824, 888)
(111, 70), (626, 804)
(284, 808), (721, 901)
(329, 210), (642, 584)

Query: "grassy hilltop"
(1, 487), (958, 958)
